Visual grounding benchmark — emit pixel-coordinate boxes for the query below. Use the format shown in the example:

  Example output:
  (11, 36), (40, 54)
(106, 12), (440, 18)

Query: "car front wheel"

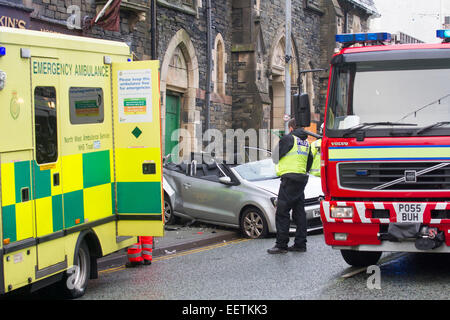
(164, 192), (178, 225)
(240, 207), (268, 239)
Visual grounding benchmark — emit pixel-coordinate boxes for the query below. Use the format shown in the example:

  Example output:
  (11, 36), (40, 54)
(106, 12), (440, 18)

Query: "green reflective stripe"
(83, 150), (111, 189)
(2, 205), (16, 242)
(52, 194), (64, 232)
(33, 161), (51, 199)
(63, 190), (84, 228)
(14, 161), (31, 203)
(117, 182), (162, 214)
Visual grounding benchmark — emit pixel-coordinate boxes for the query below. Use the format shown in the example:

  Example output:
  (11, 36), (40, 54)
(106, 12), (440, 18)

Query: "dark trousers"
(275, 175), (309, 249)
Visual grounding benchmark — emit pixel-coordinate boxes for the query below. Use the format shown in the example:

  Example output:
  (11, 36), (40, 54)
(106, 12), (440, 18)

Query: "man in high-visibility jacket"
(267, 119), (313, 254)
(310, 124), (323, 177)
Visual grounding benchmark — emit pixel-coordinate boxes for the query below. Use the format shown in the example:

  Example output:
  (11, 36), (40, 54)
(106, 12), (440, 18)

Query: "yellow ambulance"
(0, 27), (164, 298)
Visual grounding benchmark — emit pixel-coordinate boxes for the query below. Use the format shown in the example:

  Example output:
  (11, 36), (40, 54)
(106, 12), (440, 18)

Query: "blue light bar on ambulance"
(0, 47), (5, 57)
(436, 30), (450, 39)
(336, 32), (391, 44)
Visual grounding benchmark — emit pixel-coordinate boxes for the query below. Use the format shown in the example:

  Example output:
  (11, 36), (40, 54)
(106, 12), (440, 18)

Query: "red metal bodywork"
(320, 42), (450, 250)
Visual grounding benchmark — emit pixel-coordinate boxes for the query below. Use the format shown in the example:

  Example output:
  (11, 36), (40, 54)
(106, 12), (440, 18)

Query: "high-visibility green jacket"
(276, 135), (311, 176)
(310, 138), (322, 177)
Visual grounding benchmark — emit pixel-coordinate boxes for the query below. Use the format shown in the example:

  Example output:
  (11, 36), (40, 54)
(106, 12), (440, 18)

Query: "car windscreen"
(234, 159), (277, 182)
(326, 58), (450, 137)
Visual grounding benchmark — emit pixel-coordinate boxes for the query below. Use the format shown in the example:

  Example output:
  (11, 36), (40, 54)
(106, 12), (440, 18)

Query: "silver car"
(163, 156), (323, 239)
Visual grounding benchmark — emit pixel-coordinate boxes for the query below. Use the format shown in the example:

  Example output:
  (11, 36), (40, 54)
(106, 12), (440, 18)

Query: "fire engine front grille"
(338, 162), (450, 190)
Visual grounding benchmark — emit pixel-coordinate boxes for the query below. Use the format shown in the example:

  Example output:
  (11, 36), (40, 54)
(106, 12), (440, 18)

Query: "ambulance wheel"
(61, 241), (91, 299)
(340, 250), (382, 267)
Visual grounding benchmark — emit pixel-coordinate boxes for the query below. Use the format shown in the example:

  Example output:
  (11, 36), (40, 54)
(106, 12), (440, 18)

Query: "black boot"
(267, 246), (288, 254)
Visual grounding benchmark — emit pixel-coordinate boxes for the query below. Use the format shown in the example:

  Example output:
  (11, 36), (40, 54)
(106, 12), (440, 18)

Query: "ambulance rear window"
(34, 86), (58, 164)
(69, 87), (104, 124)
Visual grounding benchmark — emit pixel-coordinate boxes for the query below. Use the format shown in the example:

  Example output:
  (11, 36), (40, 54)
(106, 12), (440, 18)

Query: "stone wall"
(156, 0), (233, 150)
(23, 0), (152, 60)
(231, 0), (323, 147)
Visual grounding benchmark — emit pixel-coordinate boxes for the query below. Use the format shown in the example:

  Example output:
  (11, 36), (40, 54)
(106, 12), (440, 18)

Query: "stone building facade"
(318, 0), (379, 130)
(0, 0), (378, 156)
(156, 0), (233, 157)
(231, 0), (323, 149)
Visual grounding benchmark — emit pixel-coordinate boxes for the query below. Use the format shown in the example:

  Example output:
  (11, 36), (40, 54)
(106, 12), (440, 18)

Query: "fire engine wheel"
(61, 241), (91, 299)
(340, 250), (382, 267)
(240, 207), (268, 239)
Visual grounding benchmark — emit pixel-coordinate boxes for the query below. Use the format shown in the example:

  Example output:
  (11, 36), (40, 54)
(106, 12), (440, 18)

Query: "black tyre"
(340, 250), (382, 267)
(240, 207), (268, 239)
(61, 241), (91, 299)
(164, 192), (178, 225)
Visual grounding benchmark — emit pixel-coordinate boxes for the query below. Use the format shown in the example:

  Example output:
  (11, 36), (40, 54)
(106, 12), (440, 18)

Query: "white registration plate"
(394, 203), (426, 223)
(313, 209), (321, 218)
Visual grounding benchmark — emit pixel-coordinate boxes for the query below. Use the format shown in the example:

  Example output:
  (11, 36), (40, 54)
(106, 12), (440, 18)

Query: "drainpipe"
(284, 0), (292, 133)
(205, 0), (212, 131)
(151, 0), (157, 60)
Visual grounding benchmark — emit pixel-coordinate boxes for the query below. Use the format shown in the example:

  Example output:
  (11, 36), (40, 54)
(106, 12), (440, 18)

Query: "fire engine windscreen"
(326, 58), (450, 136)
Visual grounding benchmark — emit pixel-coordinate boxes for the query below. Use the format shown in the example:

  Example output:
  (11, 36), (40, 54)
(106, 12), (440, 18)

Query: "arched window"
(302, 61), (316, 120)
(213, 34), (227, 95)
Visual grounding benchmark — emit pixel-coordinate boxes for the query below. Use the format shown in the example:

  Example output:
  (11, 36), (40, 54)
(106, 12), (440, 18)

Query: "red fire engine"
(296, 30), (450, 267)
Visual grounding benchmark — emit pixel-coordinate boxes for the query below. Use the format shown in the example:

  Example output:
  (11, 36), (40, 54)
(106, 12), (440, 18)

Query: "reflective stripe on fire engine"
(322, 201), (450, 224)
(328, 145), (450, 161)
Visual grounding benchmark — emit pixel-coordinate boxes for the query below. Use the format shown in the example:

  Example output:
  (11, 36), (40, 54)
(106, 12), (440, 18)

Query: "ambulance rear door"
(30, 57), (67, 272)
(111, 60), (164, 237)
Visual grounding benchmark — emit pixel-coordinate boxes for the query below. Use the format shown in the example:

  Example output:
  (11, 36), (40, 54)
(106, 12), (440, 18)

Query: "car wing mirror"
(219, 176), (233, 185)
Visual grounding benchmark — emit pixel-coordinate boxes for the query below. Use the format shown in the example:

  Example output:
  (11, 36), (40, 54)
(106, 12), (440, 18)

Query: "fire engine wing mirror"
(293, 93), (311, 128)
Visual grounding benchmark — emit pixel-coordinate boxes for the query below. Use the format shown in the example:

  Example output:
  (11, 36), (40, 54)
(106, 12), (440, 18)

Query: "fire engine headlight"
(331, 206), (354, 218)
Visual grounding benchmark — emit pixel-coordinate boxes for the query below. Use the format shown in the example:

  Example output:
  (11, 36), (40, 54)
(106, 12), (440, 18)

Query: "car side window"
(198, 163), (223, 181)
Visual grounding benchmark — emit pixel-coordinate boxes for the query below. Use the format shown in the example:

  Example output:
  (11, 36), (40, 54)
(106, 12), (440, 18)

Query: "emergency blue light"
(336, 32), (391, 44)
(436, 29), (450, 39)
(0, 47), (5, 57)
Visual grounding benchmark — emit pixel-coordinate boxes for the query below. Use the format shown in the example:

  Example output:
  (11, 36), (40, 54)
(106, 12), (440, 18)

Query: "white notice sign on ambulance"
(117, 69), (153, 123)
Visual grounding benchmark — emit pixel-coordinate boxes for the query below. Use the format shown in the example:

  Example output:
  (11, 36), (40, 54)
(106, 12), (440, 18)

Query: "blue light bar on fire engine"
(335, 32), (391, 44)
(436, 30), (450, 39)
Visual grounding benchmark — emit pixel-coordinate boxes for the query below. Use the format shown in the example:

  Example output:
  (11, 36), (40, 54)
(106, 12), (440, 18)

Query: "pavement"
(97, 221), (240, 270)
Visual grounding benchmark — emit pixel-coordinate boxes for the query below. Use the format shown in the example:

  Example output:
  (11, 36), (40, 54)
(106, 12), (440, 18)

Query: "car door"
(181, 163), (241, 224)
